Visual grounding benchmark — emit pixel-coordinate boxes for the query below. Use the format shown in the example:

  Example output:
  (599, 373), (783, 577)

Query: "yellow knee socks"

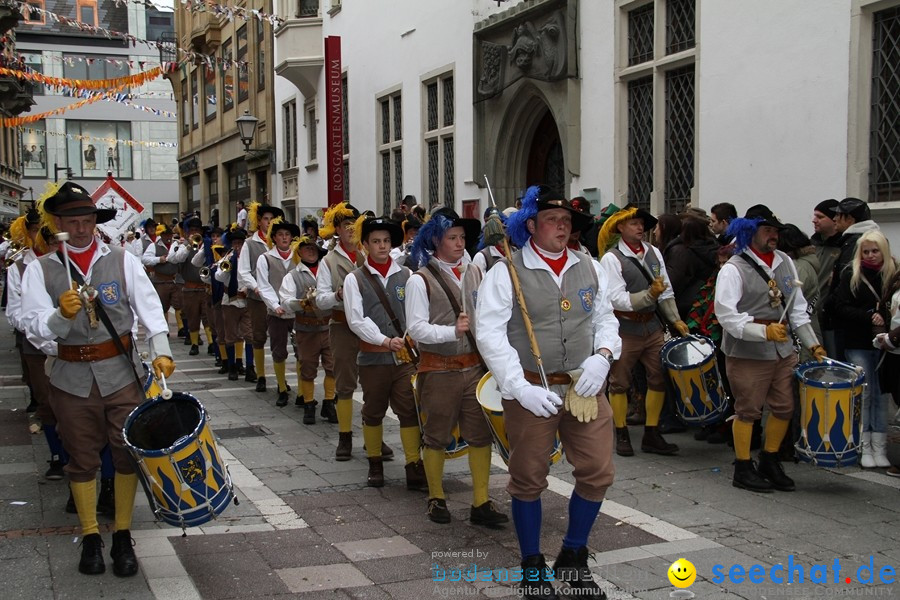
(733, 419), (754, 460)
(70, 480), (99, 536)
(323, 375), (336, 400)
(273, 361), (287, 392)
(253, 348), (265, 377)
(205, 326), (214, 345)
(336, 398), (353, 433)
(423, 447), (446, 499)
(114, 472), (138, 532)
(644, 388), (666, 427)
(301, 379), (316, 404)
(175, 310), (184, 330)
(235, 341), (244, 360)
(764, 416), (790, 453)
(399, 426), (422, 465)
(295, 361), (302, 391)
(363, 424), (383, 458)
(218, 343), (227, 359)
(609, 393), (628, 428)
(190, 331), (200, 345)
(468, 445), (492, 507)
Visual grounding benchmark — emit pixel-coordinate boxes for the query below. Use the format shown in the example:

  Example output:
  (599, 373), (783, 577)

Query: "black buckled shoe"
(276, 390), (288, 407)
(470, 501), (509, 528)
(553, 546), (606, 599)
(405, 459), (427, 491)
(207, 343), (216, 355)
(320, 399), (339, 424)
(335, 432), (352, 461)
(757, 451), (796, 491)
(615, 427), (634, 457)
(367, 458), (384, 488)
(520, 554), (558, 600)
(183, 335), (192, 346)
(640, 426), (679, 455)
(244, 365), (257, 383)
(733, 459), (774, 493)
(427, 498), (451, 524)
(78, 533), (105, 575)
(295, 394), (305, 407)
(96, 478), (115, 517)
(236, 360), (246, 376)
(110, 530), (138, 577)
(255, 376), (267, 393)
(45, 458), (65, 481)
(189, 344), (199, 355)
(303, 402), (317, 425)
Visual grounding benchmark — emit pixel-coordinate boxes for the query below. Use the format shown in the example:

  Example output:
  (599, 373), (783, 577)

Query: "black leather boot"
(405, 459), (427, 491)
(244, 364), (257, 383)
(553, 546), (606, 599)
(520, 554), (557, 600)
(757, 451), (795, 491)
(78, 533), (105, 575)
(641, 426), (679, 455)
(320, 399), (339, 423)
(303, 402), (317, 425)
(733, 459), (774, 493)
(110, 529), (138, 577)
(367, 458), (384, 487)
(335, 432), (352, 461)
(255, 376), (267, 393)
(615, 427), (634, 457)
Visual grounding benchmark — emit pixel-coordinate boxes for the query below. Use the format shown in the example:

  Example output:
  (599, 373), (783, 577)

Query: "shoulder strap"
(738, 253), (777, 289)
(425, 262), (481, 355)
(622, 254), (655, 285)
(360, 269), (418, 363)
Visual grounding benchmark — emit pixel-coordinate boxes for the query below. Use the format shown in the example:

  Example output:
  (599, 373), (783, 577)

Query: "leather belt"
(59, 335), (131, 362)
(295, 315), (330, 327)
(614, 309), (656, 323)
(753, 318), (779, 325)
(360, 340), (391, 353)
(418, 351), (481, 372)
(152, 274), (176, 282)
(183, 281), (209, 290)
(524, 369), (572, 386)
(331, 309), (347, 323)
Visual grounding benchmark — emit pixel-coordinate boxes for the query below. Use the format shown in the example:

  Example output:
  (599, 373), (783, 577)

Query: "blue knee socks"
(226, 345), (236, 367)
(245, 344), (254, 368)
(100, 445), (115, 480)
(562, 492), (602, 550)
(511, 497), (542, 559)
(43, 425), (68, 463)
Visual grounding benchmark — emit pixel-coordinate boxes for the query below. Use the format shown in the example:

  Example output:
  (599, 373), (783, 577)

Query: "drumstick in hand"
(778, 280), (804, 324)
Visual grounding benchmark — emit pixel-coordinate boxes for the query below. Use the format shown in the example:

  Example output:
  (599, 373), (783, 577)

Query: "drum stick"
(777, 279), (804, 324)
(54, 232), (77, 289)
(158, 372), (173, 400)
(458, 264), (468, 315)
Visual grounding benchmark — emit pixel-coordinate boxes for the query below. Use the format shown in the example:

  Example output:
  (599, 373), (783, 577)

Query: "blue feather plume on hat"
(408, 214), (453, 270)
(506, 185), (541, 248)
(726, 217), (763, 253)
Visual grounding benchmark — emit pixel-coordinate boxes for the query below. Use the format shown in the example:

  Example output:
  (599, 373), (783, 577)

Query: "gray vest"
(721, 250), (796, 360)
(478, 247), (501, 272)
(141, 236), (153, 253)
(323, 248), (357, 312)
(40, 248), (141, 397)
(289, 266), (330, 332)
(152, 239), (178, 278)
(245, 236), (268, 301)
(181, 249), (204, 284)
(352, 267), (410, 366)
(414, 259), (482, 356)
(507, 251), (597, 374)
(15, 260), (42, 356)
(611, 247), (664, 336)
(263, 254), (292, 317)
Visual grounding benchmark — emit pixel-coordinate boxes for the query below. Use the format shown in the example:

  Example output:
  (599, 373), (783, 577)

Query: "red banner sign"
(325, 36), (344, 206)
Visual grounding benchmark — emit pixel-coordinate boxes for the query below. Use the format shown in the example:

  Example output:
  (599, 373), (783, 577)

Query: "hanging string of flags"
(103, 95), (178, 118)
(18, 125), (178, 148)
(0, 84), (130, 127)
(115, 0), (286, 27)
(17, 52), (164, 70)
(0, 65), (167, 91)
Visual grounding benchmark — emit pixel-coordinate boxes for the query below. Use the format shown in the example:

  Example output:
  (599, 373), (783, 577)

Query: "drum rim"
(795, 359), (865, 389)
(476, 372), (504, 411)
(660, 334), (716, 370)
(123, 392), (209, 458)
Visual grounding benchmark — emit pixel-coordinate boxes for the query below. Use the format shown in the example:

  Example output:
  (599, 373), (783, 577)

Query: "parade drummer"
(343, 216), (426, 490)
(715, 205), (826, 493)
(598, 205), (690, 458)
(20, 182), (175, 577)
(280, 235), (336, 423)
(475, 184), (619, 600)
(237, 202), (285, 392)
(406, 208), (508, 526)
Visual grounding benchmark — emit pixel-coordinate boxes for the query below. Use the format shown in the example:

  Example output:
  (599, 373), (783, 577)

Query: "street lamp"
(53, 163), (74, 182)
(236, 110), (259, 152)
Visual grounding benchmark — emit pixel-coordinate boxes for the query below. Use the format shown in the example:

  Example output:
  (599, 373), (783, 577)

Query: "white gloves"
(573, 354), (611, 397)
(517, 385), (563, 418)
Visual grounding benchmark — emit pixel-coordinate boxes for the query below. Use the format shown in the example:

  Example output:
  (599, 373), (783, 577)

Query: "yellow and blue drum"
(795, 360), (864, 468)
(475, 372), (563, 466)
(142, 361), (162, 400)
(412, 374), (469, 459)
(660, 335), (728, 425)
(123, 392), (235, 528)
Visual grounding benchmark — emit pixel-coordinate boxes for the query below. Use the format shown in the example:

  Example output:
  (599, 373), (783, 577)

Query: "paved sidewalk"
(1, 321), (898, 599)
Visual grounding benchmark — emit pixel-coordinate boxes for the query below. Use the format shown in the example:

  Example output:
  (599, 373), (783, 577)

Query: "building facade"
(15, 0), (178, 228)
(273, 0), (900, 243)
(0, 4), (34, 223)
(168, 0), (276, 230)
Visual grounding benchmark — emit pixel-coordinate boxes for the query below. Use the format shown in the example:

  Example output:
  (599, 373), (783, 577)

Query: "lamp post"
(236, 110), (259, 152)
(53, 163), (74, 182)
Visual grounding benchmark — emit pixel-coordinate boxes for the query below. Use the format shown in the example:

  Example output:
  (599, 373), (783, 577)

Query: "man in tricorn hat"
(475, 184), (619, 600)
(21, 181), (175, 576)
(715, 204), (826, 493)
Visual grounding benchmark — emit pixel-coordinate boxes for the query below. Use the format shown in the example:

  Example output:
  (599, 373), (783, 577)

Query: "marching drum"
(795, 360), (864, 467)
(660, 335), (728, 426)
(475, 372), (563, 466)
(142, 361), (163, 400)
(123, 392), (235, 528)
(412, 374), (469, 459)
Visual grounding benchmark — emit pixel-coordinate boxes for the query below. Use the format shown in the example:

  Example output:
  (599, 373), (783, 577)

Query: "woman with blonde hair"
(832, 230), (897, 467)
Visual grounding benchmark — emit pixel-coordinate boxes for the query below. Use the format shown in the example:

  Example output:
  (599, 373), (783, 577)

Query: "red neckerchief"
(340, 241), (357, 265)
(277, 248), (292, 260)
(68, 240), (97, 275)
(257, 231), (267, 243)
(303, 261), (319, 277)
(367, 256), (391, 278)
(148, 234), (157, 243)
(530, 239), (567, 276)
(624, 240), (644, 256)
(751, 246), (775, 268)
(494, 244), (506, 257)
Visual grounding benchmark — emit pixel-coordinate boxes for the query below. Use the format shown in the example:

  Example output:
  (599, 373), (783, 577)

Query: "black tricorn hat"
(44, 181), (116, 224)
(534, 185), (594, 232)
(360, 217), (403, 248)
(268, 221), (301, 239)
(229, 227), (248, 241)
(430, 207), (481, 246)
(620, 203), (658, 232)
(183, 217), (203, 231)
(744, 204), (786, 229)
(256, 204), (285, 221)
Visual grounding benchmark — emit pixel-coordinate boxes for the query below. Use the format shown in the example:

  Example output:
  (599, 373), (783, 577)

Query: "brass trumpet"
(4, 242), (26, 266)
(2, 230), (11, 241)
(199, 266), (211, 278)
(189, 233), (204, 251)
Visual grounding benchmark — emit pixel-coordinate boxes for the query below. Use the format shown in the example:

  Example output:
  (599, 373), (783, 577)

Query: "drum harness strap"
(422, 262), (486, 371)
(615, 251), (670, 331)
(59, 252), (145, 394)
(738, 253), (787, 311)
(360, 269), (419, 365)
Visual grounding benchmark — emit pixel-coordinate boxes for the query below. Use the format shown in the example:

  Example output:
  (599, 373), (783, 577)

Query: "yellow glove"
(765, 323), (788, 343)
(58, 288), (83, 320)
(673, 320), (690, 337)
(810, 345), (827, 362)
(649, 276), (667, 299)
(152, 356), (176, 379)
(564, 369), (600, 423)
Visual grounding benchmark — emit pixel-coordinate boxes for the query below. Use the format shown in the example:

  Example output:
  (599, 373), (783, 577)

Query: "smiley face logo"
(668, 558), (696, 588)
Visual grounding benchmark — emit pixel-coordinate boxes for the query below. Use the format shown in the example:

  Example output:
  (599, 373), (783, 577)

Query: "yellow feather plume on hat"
(289, 234), (314, 265)
(349, 214), (371, 250)
(36, 181), (61, 236)
(156, 224), (167, 236)
(320, 202), (356, 239)
(265, 216), (284, 249)
(8, 216), (32, 249)
(596, 206), (638, 258)
(247, 201), (261, 233)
